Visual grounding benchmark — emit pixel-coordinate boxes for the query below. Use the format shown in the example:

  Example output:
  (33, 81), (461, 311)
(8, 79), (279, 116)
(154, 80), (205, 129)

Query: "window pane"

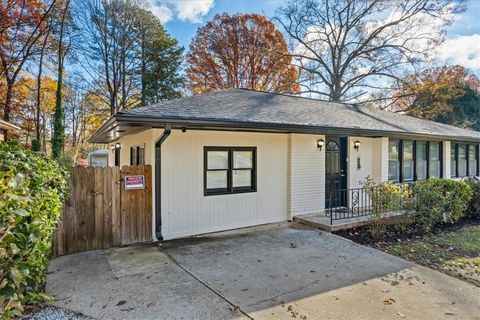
(130, 147), (137, 165)
(451, 145), (456, 177)
(233, 169), (252, 187)
(469, 145), (477, 176)
(138, 147), (145, 165)
(459, 145), (467, 176)
(389, 140), (399, 160)
(388, 162), (399, 181)
(429, 142), (440, 160)
(233, 151), (253, 169)
(416, 142), (427, 180)
(388, 140), (399, 181)
(207, 170), (228, 189)
(429, 142), (441, 177)
(207, 151), (229, 169)
(403, 141), (414, 180)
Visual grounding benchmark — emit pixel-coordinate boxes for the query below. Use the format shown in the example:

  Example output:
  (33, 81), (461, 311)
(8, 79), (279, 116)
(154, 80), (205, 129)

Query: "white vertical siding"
(347, 136), (377, 188)
(161, 130), (288, 240)
(287, 134), (325, 218)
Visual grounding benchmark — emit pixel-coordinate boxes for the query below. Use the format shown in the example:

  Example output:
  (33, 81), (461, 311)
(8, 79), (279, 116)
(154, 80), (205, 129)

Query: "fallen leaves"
(383, 298), (396, 305)
(229, 304), (240, 312)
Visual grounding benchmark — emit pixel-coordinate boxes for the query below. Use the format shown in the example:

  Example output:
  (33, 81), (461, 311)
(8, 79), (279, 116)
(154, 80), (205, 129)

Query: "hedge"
(0, 142), (69, 318)
(413, 178), (472, 231)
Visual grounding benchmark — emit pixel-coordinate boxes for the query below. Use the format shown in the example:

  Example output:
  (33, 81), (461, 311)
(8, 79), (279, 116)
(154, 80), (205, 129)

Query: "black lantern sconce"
(353, 140), (361, 152)
(317, 139), (325, 151)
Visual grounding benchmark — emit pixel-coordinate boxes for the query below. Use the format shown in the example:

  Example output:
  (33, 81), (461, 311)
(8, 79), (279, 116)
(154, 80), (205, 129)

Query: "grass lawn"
(381, 225), (480, 286)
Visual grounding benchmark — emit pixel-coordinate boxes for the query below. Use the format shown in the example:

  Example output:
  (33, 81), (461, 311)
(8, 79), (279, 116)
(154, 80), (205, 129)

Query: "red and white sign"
(125, 175), (145, 190)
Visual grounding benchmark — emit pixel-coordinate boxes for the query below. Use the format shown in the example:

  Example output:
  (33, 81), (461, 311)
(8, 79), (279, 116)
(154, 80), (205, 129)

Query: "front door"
(325, 136), (347, 208)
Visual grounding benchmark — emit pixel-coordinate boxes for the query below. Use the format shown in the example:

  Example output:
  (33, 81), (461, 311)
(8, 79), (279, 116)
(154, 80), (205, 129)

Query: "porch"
(293, 187), (407, 232)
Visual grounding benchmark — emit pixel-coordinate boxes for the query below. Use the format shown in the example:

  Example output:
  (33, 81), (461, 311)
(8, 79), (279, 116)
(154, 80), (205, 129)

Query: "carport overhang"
(89, 113), (480, 144)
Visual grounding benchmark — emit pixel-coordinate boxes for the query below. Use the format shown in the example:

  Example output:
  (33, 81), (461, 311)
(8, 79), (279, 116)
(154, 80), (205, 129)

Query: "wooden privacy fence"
(53, 165), (153, 256)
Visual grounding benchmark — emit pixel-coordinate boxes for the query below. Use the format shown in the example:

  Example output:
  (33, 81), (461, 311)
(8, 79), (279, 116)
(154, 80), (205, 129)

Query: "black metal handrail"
(325, 187), (373, 224)
(325, 186), (412, 224)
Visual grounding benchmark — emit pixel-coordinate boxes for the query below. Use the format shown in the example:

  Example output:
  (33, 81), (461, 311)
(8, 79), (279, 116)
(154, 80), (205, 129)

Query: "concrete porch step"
(293, 211), (404, 232)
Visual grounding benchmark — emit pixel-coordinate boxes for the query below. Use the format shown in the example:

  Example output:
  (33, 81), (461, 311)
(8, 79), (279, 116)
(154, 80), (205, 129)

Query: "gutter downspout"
(155, 124), (171, 240)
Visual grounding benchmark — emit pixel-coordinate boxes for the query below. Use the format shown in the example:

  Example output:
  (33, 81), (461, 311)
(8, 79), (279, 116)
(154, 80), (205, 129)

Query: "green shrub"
(363, 178), (414, 239)
(464, 177), (480, 219)
(31, 139), (41, 152)
(413, 178), (472, 232)
(0, 141), (69, 318)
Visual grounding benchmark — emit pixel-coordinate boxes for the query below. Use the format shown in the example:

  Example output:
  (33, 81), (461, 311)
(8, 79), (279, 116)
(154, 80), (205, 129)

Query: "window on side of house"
(388, 140), (400, 181)
(428, 142), (442, 178)
(468, 144), (478, 176)
(458, 144), (467, 177)
(402, 140), (414, 181)
(114, 147), (120, 166)
(204, 147), (256, 196)
(416, 141), (427, 180)
(451, 144), (457, 178)
(129, 145), (145, 166)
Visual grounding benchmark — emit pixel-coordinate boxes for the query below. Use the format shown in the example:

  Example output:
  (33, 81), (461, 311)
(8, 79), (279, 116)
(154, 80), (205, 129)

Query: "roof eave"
(89, 113), (480, 143)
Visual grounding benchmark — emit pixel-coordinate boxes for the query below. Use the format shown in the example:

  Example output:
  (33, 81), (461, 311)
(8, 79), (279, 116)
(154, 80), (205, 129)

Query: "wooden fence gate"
(53, 165), (153, 256)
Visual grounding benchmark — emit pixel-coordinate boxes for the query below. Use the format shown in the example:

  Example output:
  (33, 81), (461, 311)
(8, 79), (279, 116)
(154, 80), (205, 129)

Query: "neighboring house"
(90, 88), (480, 240)
(0, 119), (21, 142)
(88, 149), (109, 167)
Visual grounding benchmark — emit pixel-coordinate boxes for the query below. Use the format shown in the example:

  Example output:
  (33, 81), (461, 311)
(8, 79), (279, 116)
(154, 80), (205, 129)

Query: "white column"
(371, 137), (389, 182)
(443, 141), (451, 178)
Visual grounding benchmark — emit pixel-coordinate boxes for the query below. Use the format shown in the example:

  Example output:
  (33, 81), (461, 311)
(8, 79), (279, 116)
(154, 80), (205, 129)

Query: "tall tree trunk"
(141, 34), (146, 106)
(36, 30), (50, 142)
(2, 80), (14, 141)
(52, 0), (69, 159)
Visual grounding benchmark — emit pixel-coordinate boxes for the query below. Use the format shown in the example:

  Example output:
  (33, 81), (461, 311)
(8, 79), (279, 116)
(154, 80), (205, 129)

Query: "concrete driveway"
(47, 223), (480, 319)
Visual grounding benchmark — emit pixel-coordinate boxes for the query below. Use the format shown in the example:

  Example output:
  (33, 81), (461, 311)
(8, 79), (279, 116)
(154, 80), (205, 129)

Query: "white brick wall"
(287, 134), (325, 218)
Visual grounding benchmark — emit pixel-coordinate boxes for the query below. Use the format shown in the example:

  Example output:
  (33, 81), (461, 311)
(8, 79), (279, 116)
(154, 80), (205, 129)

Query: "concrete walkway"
(47, 223), (480, 320)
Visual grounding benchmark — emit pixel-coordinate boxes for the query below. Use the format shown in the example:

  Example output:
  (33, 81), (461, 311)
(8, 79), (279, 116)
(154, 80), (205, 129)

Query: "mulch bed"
(334, 218), (480, 248)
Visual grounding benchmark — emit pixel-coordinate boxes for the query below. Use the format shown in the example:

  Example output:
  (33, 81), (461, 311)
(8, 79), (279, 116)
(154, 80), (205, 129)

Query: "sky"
(145, 0), (480, 72)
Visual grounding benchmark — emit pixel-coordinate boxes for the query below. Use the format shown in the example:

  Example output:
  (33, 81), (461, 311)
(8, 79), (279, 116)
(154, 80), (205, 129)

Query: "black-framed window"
(130, 145), (145, 166)
(402, 140), (414, 181)
(204, 147), (256, 196)
(388, 140), (400, 181)
(451, 143), (479, 177)
(388, 139), (444, 182)
(429, 142), (442, 178)
(416, 141), (428, 180)
(450, 145), (457, 178)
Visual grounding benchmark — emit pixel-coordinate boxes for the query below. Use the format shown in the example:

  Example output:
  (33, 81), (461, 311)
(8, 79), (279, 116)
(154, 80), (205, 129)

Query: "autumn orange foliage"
(394, 65), (480, 119)
(186, 13), (299, 94)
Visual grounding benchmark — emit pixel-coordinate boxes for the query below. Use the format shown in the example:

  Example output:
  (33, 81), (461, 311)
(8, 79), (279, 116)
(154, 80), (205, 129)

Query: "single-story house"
(0, 119), (21, 141)
(90, 88), (480, 240)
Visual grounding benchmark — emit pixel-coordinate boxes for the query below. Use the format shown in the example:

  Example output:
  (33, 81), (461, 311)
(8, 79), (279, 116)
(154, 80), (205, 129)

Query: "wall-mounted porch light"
(317, 139), (325, 151)
(354, 140), (361, 152)
(110, 144), (115, 152)
(115, 142), (121, 150)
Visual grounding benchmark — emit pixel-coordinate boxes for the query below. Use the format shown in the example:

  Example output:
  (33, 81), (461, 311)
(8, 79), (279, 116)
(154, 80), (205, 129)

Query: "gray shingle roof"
(119, 88), (480, 140)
